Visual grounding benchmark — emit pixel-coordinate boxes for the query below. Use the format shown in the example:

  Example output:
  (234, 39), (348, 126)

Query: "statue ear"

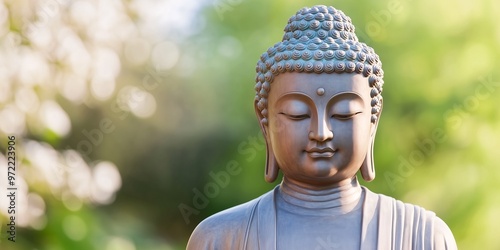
(264, 142), (279, 183)
(254, 99), (279, 183)
(361, 100), (382, 182)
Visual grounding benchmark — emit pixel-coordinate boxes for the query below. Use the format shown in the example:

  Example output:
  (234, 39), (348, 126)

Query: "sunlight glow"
(39, 100), (71, 137)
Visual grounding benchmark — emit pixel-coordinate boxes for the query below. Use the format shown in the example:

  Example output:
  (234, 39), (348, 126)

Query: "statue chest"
(276, 206), (363, 250)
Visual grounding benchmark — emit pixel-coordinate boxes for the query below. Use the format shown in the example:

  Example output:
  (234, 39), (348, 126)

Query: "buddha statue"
(187, 5), (457, 250)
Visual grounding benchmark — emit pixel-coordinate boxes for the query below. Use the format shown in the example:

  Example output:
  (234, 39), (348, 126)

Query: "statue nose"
(309, 118), (333, 142)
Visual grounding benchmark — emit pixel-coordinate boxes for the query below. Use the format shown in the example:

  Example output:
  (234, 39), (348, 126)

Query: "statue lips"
(305, 147), (336, 158)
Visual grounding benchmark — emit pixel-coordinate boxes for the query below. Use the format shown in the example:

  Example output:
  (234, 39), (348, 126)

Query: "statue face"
(265, 72), (374, 188)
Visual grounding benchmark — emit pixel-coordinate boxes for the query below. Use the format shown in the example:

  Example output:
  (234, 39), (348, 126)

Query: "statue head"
(254, 5), (384, 185)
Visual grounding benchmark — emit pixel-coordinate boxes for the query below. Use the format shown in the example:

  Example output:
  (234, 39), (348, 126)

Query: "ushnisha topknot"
(255, 5), (384, 125)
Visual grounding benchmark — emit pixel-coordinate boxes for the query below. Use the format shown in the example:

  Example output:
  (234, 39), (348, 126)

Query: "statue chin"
(305, 164), (337, 177)
(187, 4), (457, 250)
(281, 161), (342, 178)
(295, 165), (344, 182)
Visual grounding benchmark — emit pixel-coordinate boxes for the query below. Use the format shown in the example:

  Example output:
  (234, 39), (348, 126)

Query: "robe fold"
(187, 186), (457, 250)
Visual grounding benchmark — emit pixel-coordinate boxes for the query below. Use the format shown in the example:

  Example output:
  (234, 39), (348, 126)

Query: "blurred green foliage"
(0, 0), (499, 249)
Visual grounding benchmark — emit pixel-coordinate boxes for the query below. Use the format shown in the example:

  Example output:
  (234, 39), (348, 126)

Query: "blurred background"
(0, 0), (499, 249)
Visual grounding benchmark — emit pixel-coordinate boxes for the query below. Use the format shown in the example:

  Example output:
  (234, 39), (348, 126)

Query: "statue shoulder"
(363, 187), (457, 250)
(432, 216), (458, 250)
(186, 190), (273, 250)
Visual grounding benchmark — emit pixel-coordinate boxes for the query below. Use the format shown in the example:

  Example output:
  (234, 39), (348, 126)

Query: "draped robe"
(187, 186), (457, 250)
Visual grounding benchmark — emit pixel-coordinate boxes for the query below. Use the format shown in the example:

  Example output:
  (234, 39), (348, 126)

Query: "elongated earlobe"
(255, 99), (279, 182)
(360, 138), (375, 182)
(361, 101), (382, 182)
(265, 142), (279, 183)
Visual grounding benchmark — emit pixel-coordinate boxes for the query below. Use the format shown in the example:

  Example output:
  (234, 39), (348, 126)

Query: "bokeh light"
(62, 215), (87, 241)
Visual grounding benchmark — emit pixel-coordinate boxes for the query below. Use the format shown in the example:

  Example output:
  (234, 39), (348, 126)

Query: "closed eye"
(279, 112), (310, 120)
(332, 112), (362, 120)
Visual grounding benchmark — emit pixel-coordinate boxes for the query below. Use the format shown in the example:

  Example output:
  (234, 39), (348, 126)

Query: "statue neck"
(278, 176), (363, 216)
